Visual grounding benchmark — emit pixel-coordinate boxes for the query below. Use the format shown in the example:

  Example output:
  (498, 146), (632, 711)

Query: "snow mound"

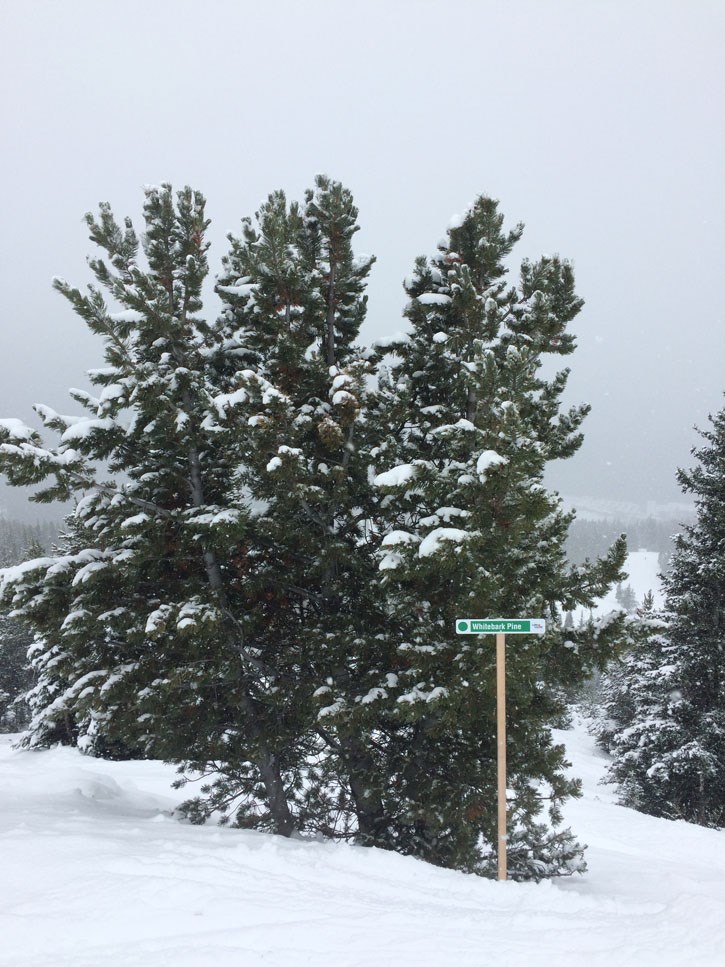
(1, 719), (724, 966)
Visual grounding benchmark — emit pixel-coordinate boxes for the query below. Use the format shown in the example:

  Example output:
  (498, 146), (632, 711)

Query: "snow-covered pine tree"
(599, 402), (725, 826)
(0, 522), (52, 731)
(0, 186), (300, 833)
(615, 583), (638, 612)
(204, 176), (390, 836)
(0, 618), (31, 731)
(362, 197), (627, 878)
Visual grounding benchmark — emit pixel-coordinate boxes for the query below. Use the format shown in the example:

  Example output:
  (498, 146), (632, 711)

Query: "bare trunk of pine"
(340, 734), (390, 846)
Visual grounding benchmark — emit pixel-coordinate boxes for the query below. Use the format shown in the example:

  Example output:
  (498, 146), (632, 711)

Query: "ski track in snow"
(1, 717), (724, 966)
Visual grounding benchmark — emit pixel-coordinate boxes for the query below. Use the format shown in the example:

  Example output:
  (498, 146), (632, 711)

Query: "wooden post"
(455, 617), (546, 880)
(496, 632), (507, 881)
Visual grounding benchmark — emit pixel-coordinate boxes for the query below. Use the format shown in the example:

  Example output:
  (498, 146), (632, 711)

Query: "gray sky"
(1, 0), (723, 520)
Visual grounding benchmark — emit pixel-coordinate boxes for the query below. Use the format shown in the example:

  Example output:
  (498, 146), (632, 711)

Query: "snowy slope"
(573, 549), (665, 624)
(2, 719), (724, 967)
(601, 548), (664, 609)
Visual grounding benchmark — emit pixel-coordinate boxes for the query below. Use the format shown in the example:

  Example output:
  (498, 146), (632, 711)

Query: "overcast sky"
(1, 0), (723, 520)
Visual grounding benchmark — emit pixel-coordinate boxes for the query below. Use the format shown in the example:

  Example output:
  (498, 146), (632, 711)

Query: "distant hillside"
(562, 495), (694, 575)
(559, 494), (694, 524)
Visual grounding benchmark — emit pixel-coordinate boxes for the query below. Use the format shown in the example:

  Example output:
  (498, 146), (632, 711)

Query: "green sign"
(456, 618), (546, 635)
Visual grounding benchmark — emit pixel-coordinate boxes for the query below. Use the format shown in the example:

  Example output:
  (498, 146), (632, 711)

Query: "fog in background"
(1, 0), (723, 522)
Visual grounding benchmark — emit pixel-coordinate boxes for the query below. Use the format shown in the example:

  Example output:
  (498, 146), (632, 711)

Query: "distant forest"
(0, 517), (58, 566)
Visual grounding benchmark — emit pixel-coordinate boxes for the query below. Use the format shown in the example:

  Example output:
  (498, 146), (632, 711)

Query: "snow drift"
(2, 716), (724, 966)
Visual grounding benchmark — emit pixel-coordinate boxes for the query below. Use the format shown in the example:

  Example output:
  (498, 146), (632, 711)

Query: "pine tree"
(0, 614), (33, 731)
(356, 197), (627, 877)
(615, 583), (638, 612)
(188, 175), (388, 835)
(0, 183), (634, 879)
(0, 522), (52, 731)
(599, 402), (725, 825)
(0, 186), (299, 832)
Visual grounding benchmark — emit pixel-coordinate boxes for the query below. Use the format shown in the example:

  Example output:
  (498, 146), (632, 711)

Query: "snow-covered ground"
(2, 717), (724, 966)
(601, 548), (664, 610)
(573, 549), (665, 625)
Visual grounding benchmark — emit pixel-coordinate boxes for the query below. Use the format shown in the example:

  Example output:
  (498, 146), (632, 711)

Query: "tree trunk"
(340, 734), (391, 846)
(186, 435), (296, 837)
(465, 384), (477, 423)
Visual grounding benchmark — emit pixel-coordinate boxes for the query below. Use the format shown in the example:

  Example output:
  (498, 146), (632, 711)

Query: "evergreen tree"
(0, 186), (298, 832)
(0, 613), (33, 731)
(598, 403), (725, 825)
(0, 522), (55, 732)
(205, 176), (391, 837)
(615, 583), (638, 612)
(0, 183), (633, 880)
(352, 197), (627, 877)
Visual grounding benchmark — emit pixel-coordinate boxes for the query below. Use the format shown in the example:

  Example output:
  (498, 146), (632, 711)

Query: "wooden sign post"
(496, 631), (507, 882)
(456, 618), (546, 881)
